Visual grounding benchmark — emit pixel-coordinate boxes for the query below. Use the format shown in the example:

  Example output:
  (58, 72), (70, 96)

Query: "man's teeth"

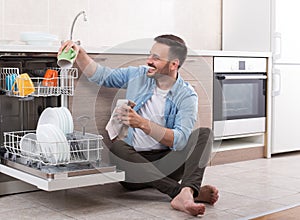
(140, 65), (155, 70)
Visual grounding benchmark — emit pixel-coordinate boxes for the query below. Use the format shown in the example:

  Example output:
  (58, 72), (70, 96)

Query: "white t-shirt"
(132, 87), (169, 151)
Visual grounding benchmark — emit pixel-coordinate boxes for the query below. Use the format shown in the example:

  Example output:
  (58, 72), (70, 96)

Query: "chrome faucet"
(70, 11), (88, 42)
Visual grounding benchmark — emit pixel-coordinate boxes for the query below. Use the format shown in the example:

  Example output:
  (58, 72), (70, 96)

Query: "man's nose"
(147, 55), (154, 63)
(146, 58), (152, 64)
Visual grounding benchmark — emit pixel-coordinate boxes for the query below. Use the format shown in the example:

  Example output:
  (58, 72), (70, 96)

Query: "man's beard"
(147, 62), (170, 79)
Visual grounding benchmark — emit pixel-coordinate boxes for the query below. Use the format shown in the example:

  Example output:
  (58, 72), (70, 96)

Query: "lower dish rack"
(3, 130), (103, 166)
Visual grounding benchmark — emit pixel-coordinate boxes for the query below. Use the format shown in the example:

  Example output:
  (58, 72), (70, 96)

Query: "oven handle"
(216, 75), (267, 80)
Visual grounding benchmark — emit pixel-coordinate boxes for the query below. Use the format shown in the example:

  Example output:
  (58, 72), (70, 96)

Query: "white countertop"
(0, 44), (272, 57)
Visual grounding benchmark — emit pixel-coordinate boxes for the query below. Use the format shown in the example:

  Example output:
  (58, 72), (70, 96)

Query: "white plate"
(60, 107), (74, 134)
(38, 107), (72, 135)
(20, 32), (58, 46)
(24, 40), (55, 46)
(53, 126), (70, 162)
(38, 108), (61, 131)
(37, 124), (68, 164)
(37, 124), (57, 164)
(56, 108), (66, 134)
(20, 133), (38, 157)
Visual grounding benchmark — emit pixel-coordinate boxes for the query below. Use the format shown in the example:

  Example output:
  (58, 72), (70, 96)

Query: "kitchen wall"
(0, 0), (221, 50)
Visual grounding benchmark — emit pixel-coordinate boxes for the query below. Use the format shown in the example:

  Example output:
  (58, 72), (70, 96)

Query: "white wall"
(0, 0), (221, 50)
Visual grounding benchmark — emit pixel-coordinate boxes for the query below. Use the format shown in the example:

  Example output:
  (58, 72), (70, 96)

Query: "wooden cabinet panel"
(181, 56), (213, 129)
(91, 54), (148, 68)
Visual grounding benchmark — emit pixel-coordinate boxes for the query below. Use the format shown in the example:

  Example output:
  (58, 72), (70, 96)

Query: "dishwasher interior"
(0, 54), (124, 194)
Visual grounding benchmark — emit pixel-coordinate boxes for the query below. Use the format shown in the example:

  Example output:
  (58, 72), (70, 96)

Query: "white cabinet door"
(222, 0), (271, 52)
(273, 0), (300, 63)
(272, 65), (300, 153)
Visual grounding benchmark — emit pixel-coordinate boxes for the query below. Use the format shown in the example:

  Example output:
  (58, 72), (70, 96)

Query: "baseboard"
(210, 146), (264, 166)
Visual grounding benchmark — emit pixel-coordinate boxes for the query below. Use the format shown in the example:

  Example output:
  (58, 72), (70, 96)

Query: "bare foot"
(171, 187), (205, 216)
(194, 185), (219, 205)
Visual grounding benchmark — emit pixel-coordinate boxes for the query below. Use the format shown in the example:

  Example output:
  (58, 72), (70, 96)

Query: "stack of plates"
(37, 107), (73, 134)
(36, 107), (74, 164)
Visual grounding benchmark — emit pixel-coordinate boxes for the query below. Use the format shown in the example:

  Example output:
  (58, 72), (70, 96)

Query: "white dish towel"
(105, 99), (132, 140)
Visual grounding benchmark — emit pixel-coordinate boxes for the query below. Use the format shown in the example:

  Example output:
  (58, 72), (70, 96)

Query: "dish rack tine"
(77, 115), (90, 136)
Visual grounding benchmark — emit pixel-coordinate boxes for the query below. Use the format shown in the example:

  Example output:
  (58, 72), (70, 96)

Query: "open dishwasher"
(0, 56), (124, 193)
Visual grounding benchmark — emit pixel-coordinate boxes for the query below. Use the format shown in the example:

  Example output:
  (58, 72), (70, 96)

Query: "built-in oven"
(213, 57), (267, 139)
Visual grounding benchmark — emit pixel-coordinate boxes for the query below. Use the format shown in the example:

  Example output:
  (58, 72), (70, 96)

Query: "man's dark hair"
(154, 34), (187, 68)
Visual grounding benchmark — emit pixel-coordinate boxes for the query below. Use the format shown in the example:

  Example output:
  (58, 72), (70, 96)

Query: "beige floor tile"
(205, 163), (253, 176)
(0, 206), (74, 220)
(0, 194), (39, 213)
(212, 191), (262, 211)
(196, 211), (242, 220)
(132, 201), (197, 220)
(60, 201), (131, 219)
(78, 208), (162, 220)
(228, 200), (284, 217)
(270, 193), (300, 206)
(223, 182), (295, 201)
(19, 188), (117, 211)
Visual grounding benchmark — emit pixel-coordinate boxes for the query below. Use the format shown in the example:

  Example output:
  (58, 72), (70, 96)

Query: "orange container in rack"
(42, 69), (58, 87)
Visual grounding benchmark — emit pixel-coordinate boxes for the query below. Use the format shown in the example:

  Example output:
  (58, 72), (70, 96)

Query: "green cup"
(57, 48), (77, 69)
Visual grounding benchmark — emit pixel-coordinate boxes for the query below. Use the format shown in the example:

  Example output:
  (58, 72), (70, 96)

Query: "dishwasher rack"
(0, 67), (78, 97)
(3, 130), (103, 167)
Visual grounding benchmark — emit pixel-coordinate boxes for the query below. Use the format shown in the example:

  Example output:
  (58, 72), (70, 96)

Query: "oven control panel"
(214, 57), (267, 73)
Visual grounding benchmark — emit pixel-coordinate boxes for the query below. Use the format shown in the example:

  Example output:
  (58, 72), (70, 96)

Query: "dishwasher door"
(0, 161), (124, 191)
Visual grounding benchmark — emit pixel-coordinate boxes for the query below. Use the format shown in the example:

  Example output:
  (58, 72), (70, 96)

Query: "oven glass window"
(223, 83), (258, 118)
(214, 78), (266, 120)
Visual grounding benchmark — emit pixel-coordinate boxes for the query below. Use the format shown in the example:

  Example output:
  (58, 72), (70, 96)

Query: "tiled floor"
(1, 152), (300, 219)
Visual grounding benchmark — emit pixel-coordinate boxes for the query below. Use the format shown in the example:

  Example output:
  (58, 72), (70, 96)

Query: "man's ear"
(170, 58), (180, 70)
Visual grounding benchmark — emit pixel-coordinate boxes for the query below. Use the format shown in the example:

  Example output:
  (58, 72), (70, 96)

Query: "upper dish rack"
(0, 67), (78, 97)
(3, 130), (103, 167)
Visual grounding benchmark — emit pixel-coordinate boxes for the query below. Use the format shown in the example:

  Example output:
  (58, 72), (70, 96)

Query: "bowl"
(20, 32), (59, 46)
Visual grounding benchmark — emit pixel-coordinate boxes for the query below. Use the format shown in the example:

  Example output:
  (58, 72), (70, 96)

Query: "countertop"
(0, 44), (272, 57)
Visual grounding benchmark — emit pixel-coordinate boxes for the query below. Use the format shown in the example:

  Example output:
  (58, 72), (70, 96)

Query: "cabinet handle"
(272, 68), (281, 96)
(273, 32), (282, 60)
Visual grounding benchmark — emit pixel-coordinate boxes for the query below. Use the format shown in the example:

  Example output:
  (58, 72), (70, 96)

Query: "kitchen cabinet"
(222, 0), (271, 52)
(270, 0), (300, 154)
(272, 65), (300, 153)
(180, 56), (213, 129)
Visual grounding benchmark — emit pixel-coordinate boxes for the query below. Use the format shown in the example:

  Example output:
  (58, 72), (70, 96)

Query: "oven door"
(213, 74), (267, 138)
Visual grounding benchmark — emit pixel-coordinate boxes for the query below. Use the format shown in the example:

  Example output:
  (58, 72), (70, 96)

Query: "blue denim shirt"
(88, 64), (198, 151)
